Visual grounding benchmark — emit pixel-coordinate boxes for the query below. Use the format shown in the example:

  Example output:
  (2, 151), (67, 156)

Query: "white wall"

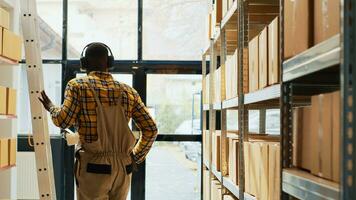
(0, 0), (20, 199)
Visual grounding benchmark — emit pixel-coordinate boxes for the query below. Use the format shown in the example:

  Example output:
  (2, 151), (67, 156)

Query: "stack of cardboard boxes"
(0, 86), (17, 116)
(244, 139), (280, 200)
(248, 17), (280, 93)
(284, 0), (340, 60)
(225, 49), (238, 100)
(0, 138), (16, 168)
(0, 7), (22, 61)
(293, 91), (340, 183)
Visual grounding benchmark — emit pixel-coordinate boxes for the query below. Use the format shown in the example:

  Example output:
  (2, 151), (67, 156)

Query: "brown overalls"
(75, 80), (136, 200)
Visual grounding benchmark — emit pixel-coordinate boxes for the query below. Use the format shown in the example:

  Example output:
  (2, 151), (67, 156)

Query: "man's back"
(49, 71), (157, 163)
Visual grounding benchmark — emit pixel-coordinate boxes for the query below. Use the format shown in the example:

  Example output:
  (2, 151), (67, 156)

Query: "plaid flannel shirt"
(49, 71), (157, 163)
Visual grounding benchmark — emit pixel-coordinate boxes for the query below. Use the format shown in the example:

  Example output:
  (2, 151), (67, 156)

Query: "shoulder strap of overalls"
(86, 76), (102, 106)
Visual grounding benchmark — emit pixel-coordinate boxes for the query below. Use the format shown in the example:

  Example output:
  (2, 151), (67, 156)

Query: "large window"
(18, 64), (62, 135)
(36, 0), (66, 59)
(147, 74), (202, 135)
(68, 1), (138, 59)
(143, 0), (209, 60)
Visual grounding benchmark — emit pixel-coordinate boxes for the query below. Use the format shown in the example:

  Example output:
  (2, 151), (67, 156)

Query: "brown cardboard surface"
(314, 0), (340, 44)
(8, 138), (16, 165)
(268, 17), (279, 85)
(301, 107), (312, 171)
(259, 27), (268, 89)
(292, 108), (303, 167)
(212, 132), (216, 168)
(203, 169), (210, 200)
(332, 91), (340, 182)
(0, 27), (3, 56)
(214, 131), (221, 171)
(2, 29), (22, 61)
(311, 95), (321, 176)
(268, 144), (281, 200)
(284, 0), (312, 59)
(249, 36), (259, 92)
(0, 138), (8, 168)
(244, 142), (250, 194)
(0, 7), (9, 29)
(260, 143), (269, 200)
(6, 88), (16, 115)
(224, 195), (236, 200)
(250, 142), (261, 197)
(215, 0), (223, 24)
(232, 139), (239, 184)
(211, 180), (222, 200)
(0, 85), (6, 114)
(321, 93), (332, 179)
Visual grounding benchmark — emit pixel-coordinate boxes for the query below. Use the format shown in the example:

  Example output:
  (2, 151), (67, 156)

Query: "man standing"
(39, 42), (158, 199)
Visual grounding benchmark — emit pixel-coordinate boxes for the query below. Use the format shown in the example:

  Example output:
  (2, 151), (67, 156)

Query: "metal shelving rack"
(280, 0), (355, 200)
(203, 0), (356, 199)
(202, 0), (280, 200)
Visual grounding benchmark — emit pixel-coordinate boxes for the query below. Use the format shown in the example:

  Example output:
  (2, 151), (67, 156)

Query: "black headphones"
(80, 42), (115, 71)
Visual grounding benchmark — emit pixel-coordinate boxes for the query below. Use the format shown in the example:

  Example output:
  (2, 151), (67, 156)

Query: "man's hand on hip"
(38, 90), (54, 111)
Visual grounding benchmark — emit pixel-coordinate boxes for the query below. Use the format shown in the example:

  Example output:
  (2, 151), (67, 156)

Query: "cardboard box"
(0, 27), (3, 56)
(332, 91), (340, 182)
(0, 7), (10, 29)
(203, 169), (210, 200)
(224, 195), (236, 200)
(225, 50), (238, 100)
(284, 0), (312, 59)
(321, 94), (332, 179)
(268, 144), (281, 200)
(249, 36), (259, 93)
(211, 180), (222, 200)
(0, 85), (6, 114)
(3, 29), (22, 61)
(6, 88), (16, 115)
(268, 17), (279, 85)
(259, 27), (268, 89)
(0, 138), (8, 168)
(228, 138), (239, 185)
(213, 131), (221, 171)
(293, 106), (312, 170)
(8, 138), (16, 165)
(311, 93), (333, 180)
(244, 142), (251, 194)
(314, 0), (340, 45)
(260, 143), (269, 200)
(251, 142), (262, 198)
(215, 67), (222, 103)
(214, 0), (223, 24)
